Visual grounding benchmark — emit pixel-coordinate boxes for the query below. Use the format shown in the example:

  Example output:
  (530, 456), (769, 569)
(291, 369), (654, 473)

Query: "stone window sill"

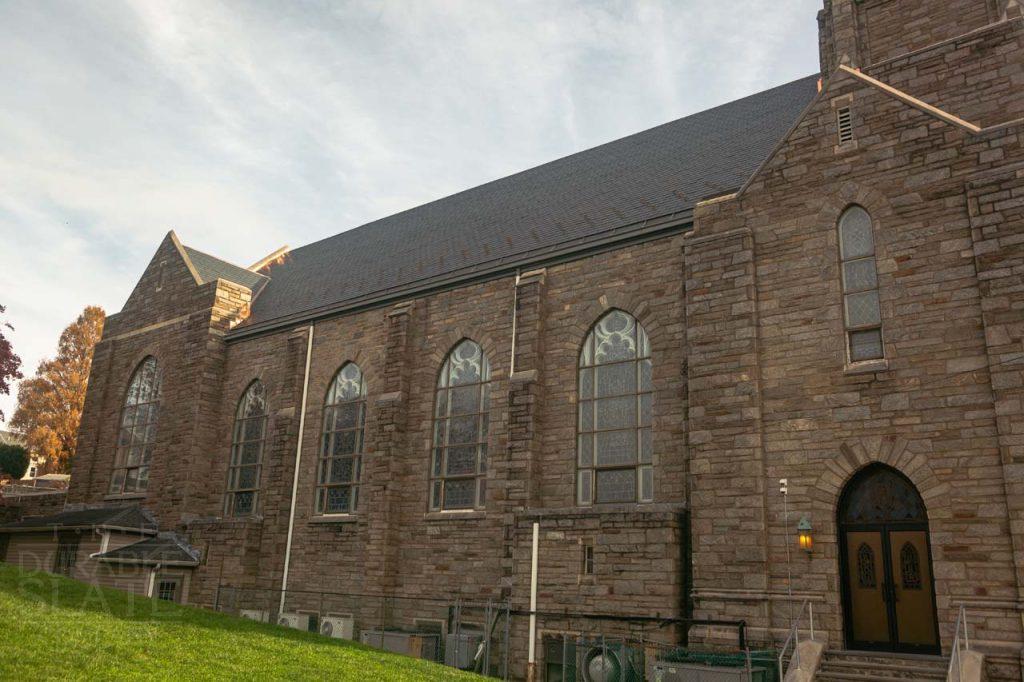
(834, 140), (859, 154)
(576, 501), (656, 514)
(104, 493), (147, 502)
(424, 510), (486, 522)
(309, 514), (360, 525)
(844, 358), (889, 375)
(216, 515), (264, 525)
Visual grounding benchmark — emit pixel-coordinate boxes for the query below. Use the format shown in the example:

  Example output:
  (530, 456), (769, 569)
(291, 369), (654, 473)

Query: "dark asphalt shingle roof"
(0, 506), (158, 532)
(236, 74), (819, 333)
(183, 246), (269, 295)
(94, 533), (200, 566)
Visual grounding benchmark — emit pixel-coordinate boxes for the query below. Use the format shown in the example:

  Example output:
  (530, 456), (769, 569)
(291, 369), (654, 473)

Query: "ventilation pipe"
(279, 324), (314, 615)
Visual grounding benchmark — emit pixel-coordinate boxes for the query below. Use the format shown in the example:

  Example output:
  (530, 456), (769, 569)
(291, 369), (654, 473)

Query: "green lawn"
(0, 563), (480, 680)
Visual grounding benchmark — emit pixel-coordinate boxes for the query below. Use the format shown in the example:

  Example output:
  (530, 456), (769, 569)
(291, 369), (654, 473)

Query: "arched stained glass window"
(430, 340), (490, 511)
(110, 356), (162, 495)
(838, 465), (926, 525)
(901, 542), (922, 590)
(839, 206), (884, 362)
(225, 380), (267, 516)
(577, 310), (653, 505)
(857, 543), (876, 588)
(317, 363), (366, 515)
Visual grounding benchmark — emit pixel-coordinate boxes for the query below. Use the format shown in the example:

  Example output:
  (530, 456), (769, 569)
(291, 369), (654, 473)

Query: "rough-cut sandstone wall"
(687, 47), (1024, 675)
(189, 235), (692, 633)
(66, 223), (693, 661)
(70, 233), (250, 526)
(819, 0), (1004, 74)
(57, 2), (1024, 678)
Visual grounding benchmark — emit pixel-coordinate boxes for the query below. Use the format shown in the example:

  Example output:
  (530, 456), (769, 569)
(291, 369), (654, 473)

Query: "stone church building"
(3, 0), (1024, 678)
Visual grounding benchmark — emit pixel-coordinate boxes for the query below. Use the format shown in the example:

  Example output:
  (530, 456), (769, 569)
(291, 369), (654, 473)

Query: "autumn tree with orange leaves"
(11, 306), (104, 473)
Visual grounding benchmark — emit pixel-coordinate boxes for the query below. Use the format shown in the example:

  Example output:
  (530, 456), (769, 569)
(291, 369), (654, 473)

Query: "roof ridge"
(183, 244), (270, 281)
(94, 530), (201, 564)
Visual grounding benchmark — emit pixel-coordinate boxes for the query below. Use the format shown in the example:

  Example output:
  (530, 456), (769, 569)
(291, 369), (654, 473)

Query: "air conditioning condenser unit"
(278, 612), (316, 631)
(239, 609), (269, 623)
(319, 614), (355, 640)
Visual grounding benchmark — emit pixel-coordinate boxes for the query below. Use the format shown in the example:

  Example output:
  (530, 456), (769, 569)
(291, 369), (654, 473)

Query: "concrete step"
(821, 660), (946, 676)
(815, 667), (942, 675)
(815, 671), (942, 675)
(823, 655), (942, 663)
(817, 650), (948, 681)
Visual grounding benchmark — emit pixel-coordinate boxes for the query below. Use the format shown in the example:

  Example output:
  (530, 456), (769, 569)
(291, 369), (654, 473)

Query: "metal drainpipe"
(526, 521), (540, 682)
(278, 324), (315, 616)
(510, 268), (521, 375)
(148, 563), (162, 598)
(88, 529), (110, 559)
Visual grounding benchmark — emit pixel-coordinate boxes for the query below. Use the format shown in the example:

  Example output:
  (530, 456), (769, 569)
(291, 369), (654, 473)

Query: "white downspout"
(527, 521), (540, 682)
(510, 268), (521, 375)
(147, 563), (161, 597)
(88, 529), (111, 558)
(279, 324), (314, 616)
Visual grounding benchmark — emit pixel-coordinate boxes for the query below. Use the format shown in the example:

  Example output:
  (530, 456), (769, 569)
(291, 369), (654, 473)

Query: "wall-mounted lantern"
(797, 516), (813, 554)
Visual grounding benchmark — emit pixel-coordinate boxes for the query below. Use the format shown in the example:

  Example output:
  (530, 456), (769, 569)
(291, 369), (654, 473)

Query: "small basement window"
(156, 574), (183, 603)
(581, 541), (595, 577)
(837, 107), (854, 144)
(53, 534), (79, 577)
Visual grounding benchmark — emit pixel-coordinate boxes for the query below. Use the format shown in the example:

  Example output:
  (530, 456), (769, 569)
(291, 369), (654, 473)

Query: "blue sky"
(0, 0), (821, 423)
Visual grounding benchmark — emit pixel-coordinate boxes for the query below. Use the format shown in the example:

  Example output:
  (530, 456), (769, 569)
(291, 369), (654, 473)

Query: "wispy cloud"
(0, 0), (820, 421)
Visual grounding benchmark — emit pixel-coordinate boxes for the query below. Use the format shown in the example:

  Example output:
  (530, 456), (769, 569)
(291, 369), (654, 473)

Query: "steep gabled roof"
(0, 506), (158, 533)
(182, 245), (269, 295)
(232, 74), (820, 335)
(94, 532), (200, 566)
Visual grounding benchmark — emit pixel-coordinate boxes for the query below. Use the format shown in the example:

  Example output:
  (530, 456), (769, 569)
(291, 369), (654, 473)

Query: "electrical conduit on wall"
(278, 324), (314, 615)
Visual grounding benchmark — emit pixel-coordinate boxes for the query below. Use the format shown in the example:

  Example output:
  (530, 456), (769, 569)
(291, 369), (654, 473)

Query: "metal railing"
(777, 600), (815, 680)
(948, 605), (970, 682)
(212, 583), (756, 680)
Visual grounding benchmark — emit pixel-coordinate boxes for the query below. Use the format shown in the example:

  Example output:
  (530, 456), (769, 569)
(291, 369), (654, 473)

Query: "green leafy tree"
(0, 442), (29, 480)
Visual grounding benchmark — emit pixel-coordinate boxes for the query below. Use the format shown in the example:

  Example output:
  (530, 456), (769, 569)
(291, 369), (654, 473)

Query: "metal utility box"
(653, 659), (771, 682)
(444, 631), (483, 669)
(360, 629), (441, 662)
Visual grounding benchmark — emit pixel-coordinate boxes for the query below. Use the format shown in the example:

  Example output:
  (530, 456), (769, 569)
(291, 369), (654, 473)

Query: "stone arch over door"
(836, 462), (941, 654)
(813, 436), (948, 509)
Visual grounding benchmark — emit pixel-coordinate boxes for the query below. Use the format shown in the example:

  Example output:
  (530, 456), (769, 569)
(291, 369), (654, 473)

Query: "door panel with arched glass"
(838, 465), (939, 654)
(845, 531), (890, 644)
(889, 530), (938, 647)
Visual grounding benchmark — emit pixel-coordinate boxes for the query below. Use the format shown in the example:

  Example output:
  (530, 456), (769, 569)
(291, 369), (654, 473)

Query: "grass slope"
(0, 564), (478, 681)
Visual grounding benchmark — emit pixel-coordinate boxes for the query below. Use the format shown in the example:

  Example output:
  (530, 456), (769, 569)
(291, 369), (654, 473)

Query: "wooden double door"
(838, 465), (940, 654)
